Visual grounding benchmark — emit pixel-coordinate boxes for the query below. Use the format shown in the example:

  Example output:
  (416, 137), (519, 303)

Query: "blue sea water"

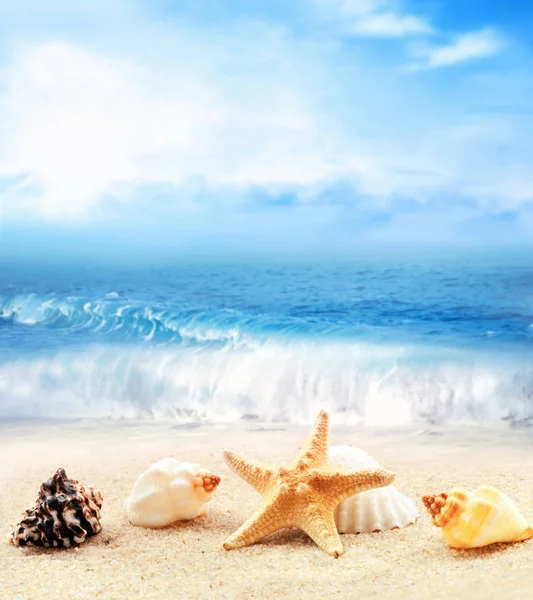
(1, 252), (533, 425)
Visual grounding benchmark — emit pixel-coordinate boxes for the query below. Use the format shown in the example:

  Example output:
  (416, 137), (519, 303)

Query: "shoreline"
(1, 421), (533, 599)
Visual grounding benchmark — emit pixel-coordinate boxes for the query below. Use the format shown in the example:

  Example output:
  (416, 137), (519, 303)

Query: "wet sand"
(1, 419), (533, 599)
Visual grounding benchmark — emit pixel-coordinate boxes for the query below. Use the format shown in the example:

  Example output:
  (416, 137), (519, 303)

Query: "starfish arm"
(296, 410), (329, 467)
(316, 468), (395, 504)
(223, 507), (286, 550)
(223, 450), (276, 495)
(298, 511), (344, 557)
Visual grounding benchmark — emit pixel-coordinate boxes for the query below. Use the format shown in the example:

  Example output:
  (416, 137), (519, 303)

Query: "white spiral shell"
(329, 445), (419, 533)
(124, 458), (219, 528)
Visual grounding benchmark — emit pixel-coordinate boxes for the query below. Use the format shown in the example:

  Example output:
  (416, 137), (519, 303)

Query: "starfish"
(223, 410), (395, 556)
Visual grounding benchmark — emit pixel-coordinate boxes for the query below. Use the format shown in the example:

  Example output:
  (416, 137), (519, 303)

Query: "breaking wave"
(1, 341), (532, 425)
(2, 277), (533, 426)
(0, 292), (271, 346)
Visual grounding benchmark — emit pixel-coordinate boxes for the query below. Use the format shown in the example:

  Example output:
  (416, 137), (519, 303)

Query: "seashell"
(124, 458), (220, 528)
(422, 486), (533, 549)
(328, 445), (418, 533)
(10, 468), (103, 548)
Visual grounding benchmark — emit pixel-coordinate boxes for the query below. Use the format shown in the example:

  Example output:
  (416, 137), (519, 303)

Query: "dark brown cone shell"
(11, 468), (103, 548)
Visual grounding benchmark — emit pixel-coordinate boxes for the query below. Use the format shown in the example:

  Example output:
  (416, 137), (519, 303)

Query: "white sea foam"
(0, 341), (531, 425)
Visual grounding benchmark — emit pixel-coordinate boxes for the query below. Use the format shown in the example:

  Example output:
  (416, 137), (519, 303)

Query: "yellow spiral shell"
(422, 486), (533, 549)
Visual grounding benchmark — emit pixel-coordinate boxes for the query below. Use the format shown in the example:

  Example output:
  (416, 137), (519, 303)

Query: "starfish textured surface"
(223, 410), (395, 556)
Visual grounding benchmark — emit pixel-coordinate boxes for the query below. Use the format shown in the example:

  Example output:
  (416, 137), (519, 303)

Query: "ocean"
(1, 251), (532, 425)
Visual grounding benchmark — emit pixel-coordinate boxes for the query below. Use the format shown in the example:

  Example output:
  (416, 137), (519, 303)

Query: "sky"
(1, 0), (532, 262)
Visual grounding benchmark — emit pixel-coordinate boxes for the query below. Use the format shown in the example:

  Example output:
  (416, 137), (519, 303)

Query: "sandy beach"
(1, 419), (533, 600)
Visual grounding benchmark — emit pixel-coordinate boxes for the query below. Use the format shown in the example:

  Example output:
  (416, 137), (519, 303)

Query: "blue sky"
(1, 0), (532, 260)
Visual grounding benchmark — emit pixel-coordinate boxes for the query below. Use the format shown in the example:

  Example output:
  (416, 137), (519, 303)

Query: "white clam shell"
(124, 458), (217, 528)
(329, 445), (418, 533)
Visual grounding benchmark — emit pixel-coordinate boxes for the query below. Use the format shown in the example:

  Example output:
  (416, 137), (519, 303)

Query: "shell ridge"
(328, 445), (417, 534)
(11, 469), (103, 548)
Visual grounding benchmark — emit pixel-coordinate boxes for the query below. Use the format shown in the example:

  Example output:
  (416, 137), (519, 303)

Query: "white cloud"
(0, 36), (366, 219)
(352, 12), (432, 37)
(407, 28), (505, 70)
(0, 43), (223, 217)
(325, 0), (379, 14)
(0, 5), (529, 223)
(315, 0), (432, 38)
